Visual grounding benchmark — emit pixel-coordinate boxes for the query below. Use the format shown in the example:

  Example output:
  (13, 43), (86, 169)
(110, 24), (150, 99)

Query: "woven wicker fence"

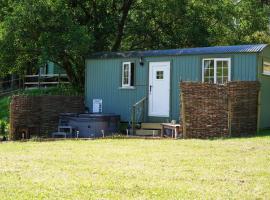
(10, 95), (84, 140)
(180, 81), (260, 139)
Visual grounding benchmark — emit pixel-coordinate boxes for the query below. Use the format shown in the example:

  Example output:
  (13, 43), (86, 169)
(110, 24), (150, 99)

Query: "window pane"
(217, 60), (229, 84)
(204, 60), (214, 83)
(204, 67), (209, 76)
(223, 76), (228, 83)
(222, 61), (229, 78)
(204, 60), (214, 68)
(204, 76), (214, 83)
(217, 61), (223, 77)
(156, 71), (164, 79)
(123, 64), (130, 85)
(217, 76), (223, 84)
(223, 67), (228, 76)
(223, 60), (228, 68)
(263, 62), (270, 75)
(204, 60), (210, 69)
(208, 77), (214, 83)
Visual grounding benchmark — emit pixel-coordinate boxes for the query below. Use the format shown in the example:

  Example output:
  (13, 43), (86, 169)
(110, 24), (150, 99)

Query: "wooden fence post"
(58, 73), (61, 86)
(257, 89), (261, 134)
(38, 72), (41, 88)
(132, 106), (136, 135)
(181, 91), (187, 138)
(228, 97), (232, 137)
(22, 74), (25, 89)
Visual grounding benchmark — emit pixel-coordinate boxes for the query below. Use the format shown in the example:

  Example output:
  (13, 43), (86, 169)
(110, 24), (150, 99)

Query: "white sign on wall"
(93, 99), (102, 113)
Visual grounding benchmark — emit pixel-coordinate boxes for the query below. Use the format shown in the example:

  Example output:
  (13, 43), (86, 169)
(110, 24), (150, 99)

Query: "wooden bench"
(161, 123), (182, 139)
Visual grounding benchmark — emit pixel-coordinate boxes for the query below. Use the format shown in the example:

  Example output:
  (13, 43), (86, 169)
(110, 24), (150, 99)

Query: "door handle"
(149, 85), (152, 93)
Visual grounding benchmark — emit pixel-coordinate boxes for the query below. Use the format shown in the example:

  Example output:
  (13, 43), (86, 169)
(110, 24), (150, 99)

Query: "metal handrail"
(131, 97), (147, 134)
(133, 97), (147, 107)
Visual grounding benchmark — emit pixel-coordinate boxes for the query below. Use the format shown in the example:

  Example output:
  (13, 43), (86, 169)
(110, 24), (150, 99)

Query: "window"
(156, 71), (164, 79)
(263, 61), (270, 76)
(202, 58), (231, 84)
(122, 62), (135, 87)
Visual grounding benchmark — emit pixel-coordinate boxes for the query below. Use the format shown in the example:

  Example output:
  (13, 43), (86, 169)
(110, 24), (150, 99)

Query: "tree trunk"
(111, 0), (134, 51)
(62, 56), (84, 92)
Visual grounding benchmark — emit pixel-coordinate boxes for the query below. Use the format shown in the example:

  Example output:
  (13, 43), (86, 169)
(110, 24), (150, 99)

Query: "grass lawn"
(0, 135), (270, 200)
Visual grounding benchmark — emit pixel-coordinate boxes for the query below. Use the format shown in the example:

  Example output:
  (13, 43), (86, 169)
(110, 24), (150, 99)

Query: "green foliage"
(16, 85), (83, 97)
(0, 95), (10, 137)
(0, 119), (8, 136)
(0, 0), (91, 87)
(0, 0), (270, 90)
(0, 95), (10, 121)
(123, 0), (270, 49)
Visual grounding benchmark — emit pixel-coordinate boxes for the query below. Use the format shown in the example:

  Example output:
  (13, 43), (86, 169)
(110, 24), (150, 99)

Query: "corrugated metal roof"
(88, 44), (268, 59)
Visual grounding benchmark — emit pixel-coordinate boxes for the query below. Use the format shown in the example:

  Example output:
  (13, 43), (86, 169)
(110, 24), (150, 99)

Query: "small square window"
(156, 71), (164, 79)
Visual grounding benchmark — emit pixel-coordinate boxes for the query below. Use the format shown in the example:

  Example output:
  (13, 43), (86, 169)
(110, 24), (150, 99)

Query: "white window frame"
(122, 62), (132, 87)
(263, 61), (270, 76)
(202, 58), (231, 84)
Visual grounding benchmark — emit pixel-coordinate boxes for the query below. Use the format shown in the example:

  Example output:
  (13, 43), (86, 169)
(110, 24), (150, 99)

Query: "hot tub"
(59, 113), (120, 138)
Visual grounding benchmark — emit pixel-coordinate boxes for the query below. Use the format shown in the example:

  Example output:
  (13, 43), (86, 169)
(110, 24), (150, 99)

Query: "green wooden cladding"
(47, 61), (66, 75)
(85, 48), (270, 129)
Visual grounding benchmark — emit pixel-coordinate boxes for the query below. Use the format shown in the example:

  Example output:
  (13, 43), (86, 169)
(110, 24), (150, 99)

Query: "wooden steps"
(135, 123), (162, 136)
(135, 129), (160, 136)
(140, 123), (162, 130)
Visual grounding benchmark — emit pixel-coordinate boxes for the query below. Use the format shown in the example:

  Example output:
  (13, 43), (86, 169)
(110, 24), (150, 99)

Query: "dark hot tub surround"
(59, 113), (120, 138)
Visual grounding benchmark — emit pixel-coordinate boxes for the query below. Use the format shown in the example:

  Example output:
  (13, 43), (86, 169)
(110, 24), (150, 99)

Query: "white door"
(148, 62), (170, 117)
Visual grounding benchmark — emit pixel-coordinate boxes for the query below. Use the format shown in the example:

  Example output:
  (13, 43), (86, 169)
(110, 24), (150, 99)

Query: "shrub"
(0, 120), (8, 136)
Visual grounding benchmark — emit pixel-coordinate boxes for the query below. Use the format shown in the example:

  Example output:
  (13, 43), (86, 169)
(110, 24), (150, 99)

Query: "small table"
(161, 123), (181, 139)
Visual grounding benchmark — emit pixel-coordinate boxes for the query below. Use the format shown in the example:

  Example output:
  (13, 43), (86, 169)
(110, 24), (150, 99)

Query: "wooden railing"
(24, 74), (69, 88)
(0, 73), (70, 96)
(131, 97), (147, 134)
(0, 77), (22, 96)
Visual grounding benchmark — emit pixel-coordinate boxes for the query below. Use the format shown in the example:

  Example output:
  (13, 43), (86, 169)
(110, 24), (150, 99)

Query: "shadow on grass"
(3, 130), (270, 142)
(254, 129), (270, 137)
(207, 129), (270, 141)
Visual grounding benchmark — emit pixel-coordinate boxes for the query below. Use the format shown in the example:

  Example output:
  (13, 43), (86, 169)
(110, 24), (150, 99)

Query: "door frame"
(148, 61), (171, 117)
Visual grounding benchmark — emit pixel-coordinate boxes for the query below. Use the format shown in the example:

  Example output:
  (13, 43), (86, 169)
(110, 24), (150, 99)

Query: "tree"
(0, 0), (135, 89)
(123, 0), (270, 49)
(0, 0), (269, 91)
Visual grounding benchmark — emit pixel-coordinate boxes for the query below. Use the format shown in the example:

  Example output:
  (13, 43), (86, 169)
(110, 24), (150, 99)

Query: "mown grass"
(0, 136), (270, 200)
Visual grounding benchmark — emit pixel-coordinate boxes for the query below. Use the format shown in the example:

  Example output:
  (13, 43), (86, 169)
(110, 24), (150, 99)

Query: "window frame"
(263, 61), (270, 76)
(121, 62), (135, 88)
(202, 58), (231, 84)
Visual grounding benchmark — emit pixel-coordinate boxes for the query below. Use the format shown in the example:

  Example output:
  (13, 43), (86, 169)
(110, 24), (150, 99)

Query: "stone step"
(135, 129), (160, 136)
(141, 123), (162, 130)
